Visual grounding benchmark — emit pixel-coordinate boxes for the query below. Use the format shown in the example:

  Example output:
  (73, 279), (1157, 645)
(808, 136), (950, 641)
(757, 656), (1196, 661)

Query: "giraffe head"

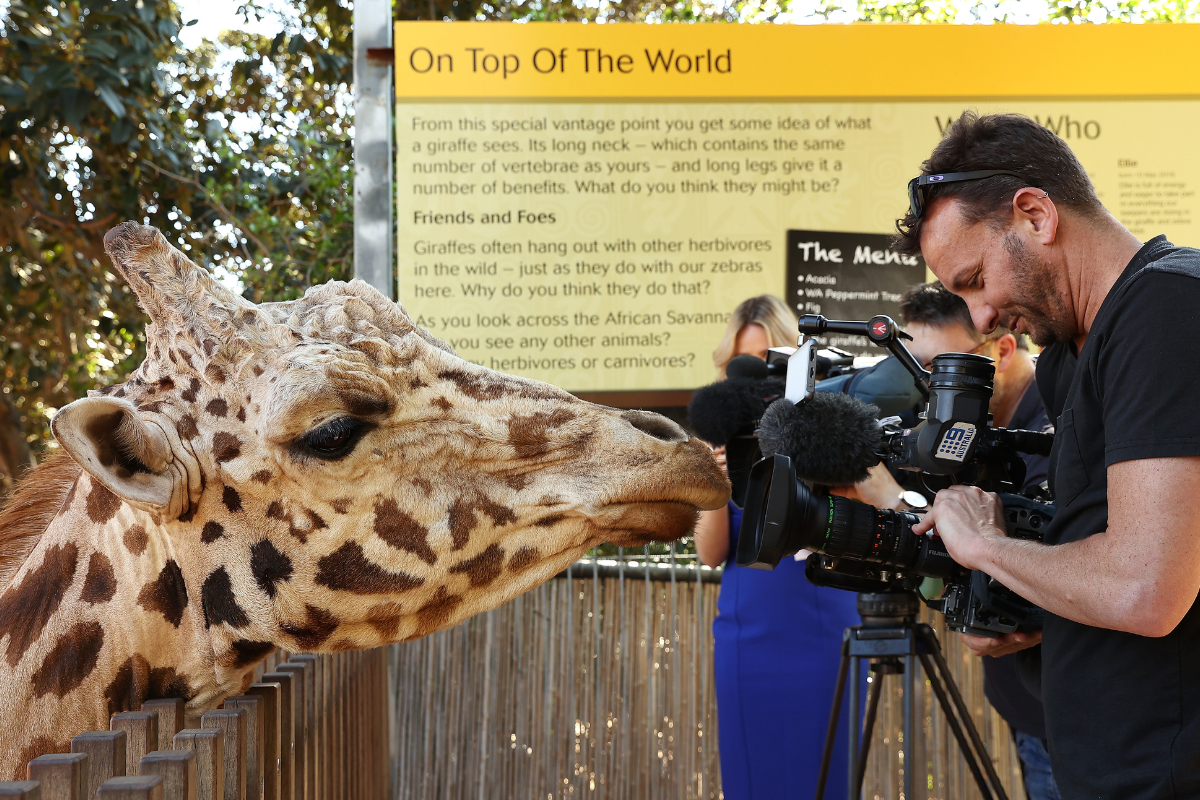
(48, 222), (728, 661)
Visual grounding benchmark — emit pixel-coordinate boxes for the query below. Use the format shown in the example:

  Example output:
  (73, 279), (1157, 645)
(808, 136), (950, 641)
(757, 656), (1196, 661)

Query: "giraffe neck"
(0, 473), (256, 780)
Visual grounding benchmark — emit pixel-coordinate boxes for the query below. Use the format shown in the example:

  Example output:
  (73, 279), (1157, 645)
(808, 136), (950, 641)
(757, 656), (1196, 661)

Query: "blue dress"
(713, 503), (862, 800)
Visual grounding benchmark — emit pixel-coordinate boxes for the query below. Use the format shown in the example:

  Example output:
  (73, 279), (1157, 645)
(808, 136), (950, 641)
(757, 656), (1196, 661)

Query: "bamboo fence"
(389, 548), (1031, 800)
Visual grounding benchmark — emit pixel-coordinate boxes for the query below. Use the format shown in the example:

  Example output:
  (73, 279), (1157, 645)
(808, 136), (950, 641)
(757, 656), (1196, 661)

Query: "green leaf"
(95, 83), (126, 117)
(287, 34), (306, 54)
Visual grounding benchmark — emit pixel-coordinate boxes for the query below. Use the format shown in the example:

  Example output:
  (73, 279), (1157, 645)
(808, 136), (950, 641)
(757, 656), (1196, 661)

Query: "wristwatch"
(897, 490), (929, 512)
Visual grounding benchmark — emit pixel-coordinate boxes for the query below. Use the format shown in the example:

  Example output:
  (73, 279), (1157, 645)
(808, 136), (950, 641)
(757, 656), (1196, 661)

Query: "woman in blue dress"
(695, 295), (865, 800)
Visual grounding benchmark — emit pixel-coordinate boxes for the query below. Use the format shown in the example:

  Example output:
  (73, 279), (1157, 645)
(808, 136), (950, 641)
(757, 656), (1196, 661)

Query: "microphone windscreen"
(726, 355), (769, 380)
(758, 393), (882, 485)
(688, 377), (784, 446)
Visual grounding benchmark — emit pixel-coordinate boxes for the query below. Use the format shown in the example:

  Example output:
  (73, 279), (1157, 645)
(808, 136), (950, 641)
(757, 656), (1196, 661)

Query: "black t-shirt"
(983, 380), (1053, 740)
(1035, 236), (1200, 799)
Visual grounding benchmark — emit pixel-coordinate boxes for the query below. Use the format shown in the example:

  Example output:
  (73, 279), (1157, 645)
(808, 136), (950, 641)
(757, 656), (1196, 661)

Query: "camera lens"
(929, 353), (994, 393)
(738, 454), (960, 579)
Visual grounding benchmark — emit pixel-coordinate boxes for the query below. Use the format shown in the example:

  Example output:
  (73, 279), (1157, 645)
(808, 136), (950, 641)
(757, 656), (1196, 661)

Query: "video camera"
(735, 314), (1055, 638)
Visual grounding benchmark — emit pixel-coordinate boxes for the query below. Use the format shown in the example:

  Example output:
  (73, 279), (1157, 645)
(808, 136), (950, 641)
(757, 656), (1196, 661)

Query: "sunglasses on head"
(907, 170), (1025, 220)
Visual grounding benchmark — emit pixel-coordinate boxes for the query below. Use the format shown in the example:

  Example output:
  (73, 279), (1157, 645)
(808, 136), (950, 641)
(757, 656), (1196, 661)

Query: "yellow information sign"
(394, 22), (1200, 394)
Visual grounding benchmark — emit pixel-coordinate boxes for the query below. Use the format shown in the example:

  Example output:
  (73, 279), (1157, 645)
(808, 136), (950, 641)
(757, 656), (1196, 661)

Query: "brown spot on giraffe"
(431, 396), (453, 412)
(31, 621), (105, 698)
(315, 542), (424, 595)
(506, 409), (578, 459)
(251, 469), (273, 484)
(177, 413), (199, 440)
(329, 497), (352, 514)
(86, 483), (121, 524)
(137, 560), (188, 627)
(410, 478), (433, 496)
(280, 604), (340, 650)
(80, 552), (117, 604)
(57, 476), (80, 517)
(250, 539), (293, 598)
(201, 521), (225, 544)
(204, 363), (226, 384)
(14, 737), (69, 781)
(373, 498), (436, 565)
(508, 547), (540, 572)
(436, 369), (508, 402)
(236, 406), (246, 422)
(201, 339), (217, 357)
(0, 542), (79, 667)
(366, 602), (405, 640)
(212, 432), (242, 463)
(123, 525), (148, 555)
(448, 543), (505, 588)
(447, 494), (517, 550)
(535, 514), (566, 528)
(222, 486), (242, 513)
(219, 640), (275, 669)
(200, 566), (249, 629)
(104, 654), (192, 717)
(205, 398), (228, 417)
(410, 587), (463, 639)
(503, 473), (532, 491)
(180, 376), (200, 403)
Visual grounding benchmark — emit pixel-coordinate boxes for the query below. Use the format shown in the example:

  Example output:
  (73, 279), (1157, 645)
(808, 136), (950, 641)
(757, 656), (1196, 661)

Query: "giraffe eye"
(298, 417), (370, 461)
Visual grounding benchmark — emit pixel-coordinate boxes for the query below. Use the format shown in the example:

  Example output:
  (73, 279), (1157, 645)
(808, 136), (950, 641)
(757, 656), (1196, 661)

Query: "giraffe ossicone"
(0, 222), (729, 778)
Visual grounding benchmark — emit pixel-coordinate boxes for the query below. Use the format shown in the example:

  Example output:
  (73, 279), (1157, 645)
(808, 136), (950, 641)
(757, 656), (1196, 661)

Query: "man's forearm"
(978, 530), (1182, 636)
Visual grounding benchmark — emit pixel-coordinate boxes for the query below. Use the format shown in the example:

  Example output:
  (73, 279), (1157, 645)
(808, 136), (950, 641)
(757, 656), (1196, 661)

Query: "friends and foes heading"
(408, 46), (732, 79)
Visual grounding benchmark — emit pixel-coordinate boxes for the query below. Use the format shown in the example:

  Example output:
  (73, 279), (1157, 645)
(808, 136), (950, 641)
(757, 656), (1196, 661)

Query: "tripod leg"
(916, 625), (1011, 800)
(849, 656), (860, 800)
(814, 634), (851, 800)
(917, 651), (996, 800)
(903, 655), (914, 800)
(854, 668), (884, 795)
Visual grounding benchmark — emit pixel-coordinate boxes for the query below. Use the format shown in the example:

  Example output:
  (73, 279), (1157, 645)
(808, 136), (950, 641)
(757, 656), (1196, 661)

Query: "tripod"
(813, 592), (1010, 800)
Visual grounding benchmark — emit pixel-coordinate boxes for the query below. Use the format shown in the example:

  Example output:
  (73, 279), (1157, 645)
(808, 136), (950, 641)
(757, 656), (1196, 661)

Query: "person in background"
(899, 281), (1059, 800)
(695, 294), (862, 800)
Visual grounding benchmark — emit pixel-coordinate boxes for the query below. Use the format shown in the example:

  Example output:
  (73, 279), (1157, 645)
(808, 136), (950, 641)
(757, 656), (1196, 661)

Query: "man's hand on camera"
(960, 630), (1042, 658)
(910, 485), (1006, 570)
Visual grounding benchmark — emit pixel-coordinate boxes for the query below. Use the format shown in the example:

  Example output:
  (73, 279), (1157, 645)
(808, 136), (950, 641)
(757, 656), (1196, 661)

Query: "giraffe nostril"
(621, 410), (688, 443)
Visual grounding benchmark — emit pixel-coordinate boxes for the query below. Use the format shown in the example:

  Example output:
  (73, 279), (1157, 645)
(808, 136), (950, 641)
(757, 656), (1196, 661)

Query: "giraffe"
(0, 222), (729, 778)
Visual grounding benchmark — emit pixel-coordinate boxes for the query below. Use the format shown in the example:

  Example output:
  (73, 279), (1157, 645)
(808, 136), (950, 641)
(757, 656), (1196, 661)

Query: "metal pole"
(353, 0), (394, 298)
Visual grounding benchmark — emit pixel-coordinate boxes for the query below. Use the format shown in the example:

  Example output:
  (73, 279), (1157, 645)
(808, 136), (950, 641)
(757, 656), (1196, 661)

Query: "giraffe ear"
(52, 397), (176, 513)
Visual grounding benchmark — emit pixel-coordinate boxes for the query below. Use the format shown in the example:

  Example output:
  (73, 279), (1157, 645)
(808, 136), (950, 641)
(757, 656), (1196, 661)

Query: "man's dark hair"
(894, 111), (1104, 256)
(900, 281), (1027, 350)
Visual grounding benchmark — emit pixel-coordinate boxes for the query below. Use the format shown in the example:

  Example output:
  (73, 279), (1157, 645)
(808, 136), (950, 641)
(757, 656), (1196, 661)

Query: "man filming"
(900, 281), (1059, 800)
(899, 111), (1200, 798)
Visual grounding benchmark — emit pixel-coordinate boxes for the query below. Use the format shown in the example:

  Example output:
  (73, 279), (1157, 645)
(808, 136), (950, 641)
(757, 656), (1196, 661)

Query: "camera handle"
(798, 314), (931, 399)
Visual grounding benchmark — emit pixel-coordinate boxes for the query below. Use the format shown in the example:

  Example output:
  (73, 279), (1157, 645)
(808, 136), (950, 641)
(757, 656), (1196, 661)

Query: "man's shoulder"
(1121, 244), (1200, 293)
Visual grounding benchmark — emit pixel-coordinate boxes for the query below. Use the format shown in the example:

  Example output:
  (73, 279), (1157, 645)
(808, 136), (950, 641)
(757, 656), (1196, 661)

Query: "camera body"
(737, 315), (1055, 638)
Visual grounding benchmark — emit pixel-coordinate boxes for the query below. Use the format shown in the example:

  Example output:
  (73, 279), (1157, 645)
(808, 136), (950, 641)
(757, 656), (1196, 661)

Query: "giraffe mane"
(0, 452), (82, 590)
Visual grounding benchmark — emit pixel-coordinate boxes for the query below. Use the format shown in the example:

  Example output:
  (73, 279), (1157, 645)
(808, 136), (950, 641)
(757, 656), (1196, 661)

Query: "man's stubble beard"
(1002, 233), (1074, 346)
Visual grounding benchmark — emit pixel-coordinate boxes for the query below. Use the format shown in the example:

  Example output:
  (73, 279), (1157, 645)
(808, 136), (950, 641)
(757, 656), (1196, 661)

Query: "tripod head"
(857, 591), (920, 628)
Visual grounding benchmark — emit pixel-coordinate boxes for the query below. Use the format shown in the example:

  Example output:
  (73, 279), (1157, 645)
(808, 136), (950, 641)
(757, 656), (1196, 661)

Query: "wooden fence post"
(268, 667), (304, 800)
(271, 663), (311, 800)
(258, 673), (294, 800)
(139, 751), (197, 800)
(72, 730), (127, 799)
(200, 709), (246, 800)
(96, 775), (163, 800)
(172, 730), (223, 800)
(222, 698), (263, 800)
(286, 657), (319, 800)
(140, 700), (186, 753)
(110, 713), (158, 777)
(0, 781), (40, 798)
(246, 684), (280, 800)
(26, 753), (88, 800)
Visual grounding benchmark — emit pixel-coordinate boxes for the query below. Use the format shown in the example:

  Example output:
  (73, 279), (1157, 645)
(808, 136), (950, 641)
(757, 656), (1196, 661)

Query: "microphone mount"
(797, 314), (931, 399)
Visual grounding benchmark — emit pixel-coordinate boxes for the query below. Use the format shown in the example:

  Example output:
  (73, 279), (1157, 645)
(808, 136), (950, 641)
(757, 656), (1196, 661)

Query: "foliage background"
(1, 0), (1197, 493)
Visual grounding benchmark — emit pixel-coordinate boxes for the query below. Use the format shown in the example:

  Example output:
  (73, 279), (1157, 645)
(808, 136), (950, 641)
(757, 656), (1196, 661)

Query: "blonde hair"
(712, 295), (799, 378)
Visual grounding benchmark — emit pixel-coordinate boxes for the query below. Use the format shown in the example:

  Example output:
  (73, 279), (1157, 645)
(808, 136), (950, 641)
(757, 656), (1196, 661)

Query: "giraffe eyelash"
(294, 417), (373, 462)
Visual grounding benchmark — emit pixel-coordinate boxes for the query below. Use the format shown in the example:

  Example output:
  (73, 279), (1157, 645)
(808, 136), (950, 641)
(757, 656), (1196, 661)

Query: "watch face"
(902, 490), (929, 510)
